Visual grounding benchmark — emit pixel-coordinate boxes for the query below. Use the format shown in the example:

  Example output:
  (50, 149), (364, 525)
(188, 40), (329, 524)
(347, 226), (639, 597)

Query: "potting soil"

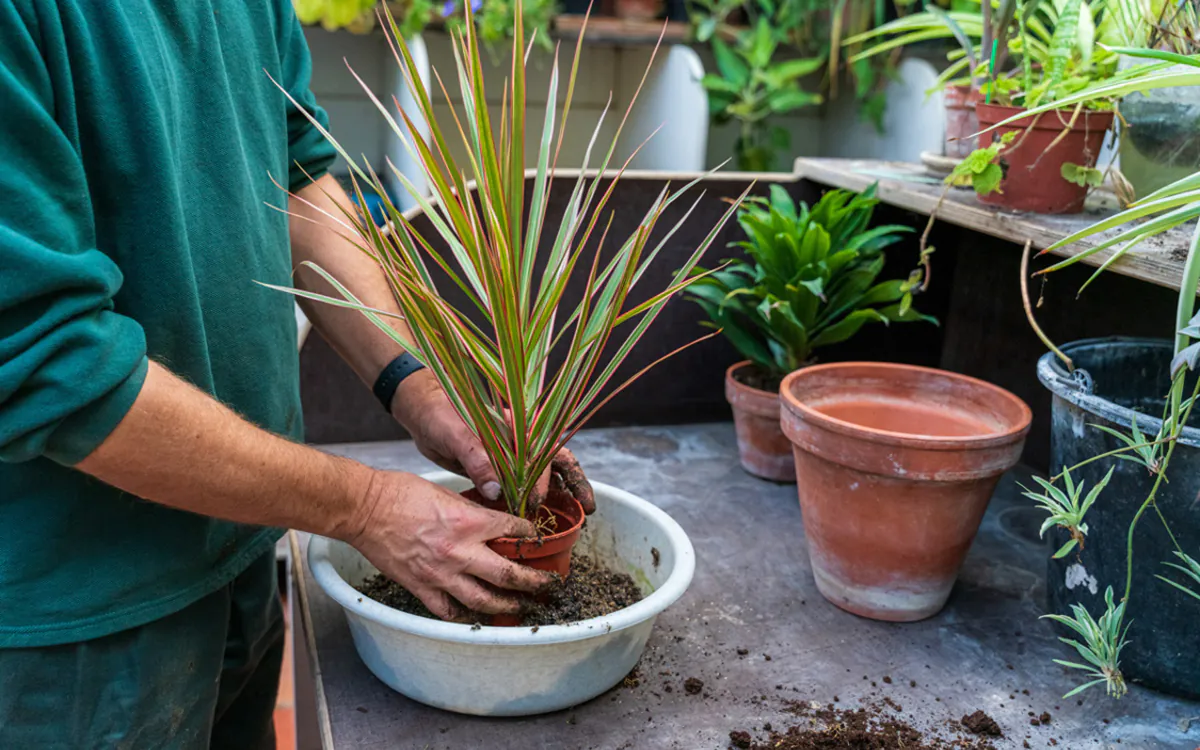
(356, 553), (644, 627)
(728, 700), (1002, 750)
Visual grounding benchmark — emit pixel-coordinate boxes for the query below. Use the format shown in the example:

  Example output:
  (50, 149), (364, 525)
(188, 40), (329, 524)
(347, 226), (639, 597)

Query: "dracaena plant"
(267, 5), (744, 518)
(685, 184), (935, 382)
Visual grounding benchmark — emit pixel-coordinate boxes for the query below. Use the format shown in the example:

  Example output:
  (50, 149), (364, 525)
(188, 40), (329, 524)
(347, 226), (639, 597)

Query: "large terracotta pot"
(943, 85), (981, 158)
(725, 361), (795, 482)
(974, 103), (1115, 214)
(780, 363), (1031, 622)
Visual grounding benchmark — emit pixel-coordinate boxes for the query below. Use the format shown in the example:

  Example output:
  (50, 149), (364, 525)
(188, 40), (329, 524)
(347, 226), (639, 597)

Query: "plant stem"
(1174, 219), (1200, 356)
(1021, 240), (1073, 370)
(1124, 373), (1200, 602)
(1054, 436), (1175, 481)
(1170, 219), (1200, 436)
(1018, 0), (1032, 94)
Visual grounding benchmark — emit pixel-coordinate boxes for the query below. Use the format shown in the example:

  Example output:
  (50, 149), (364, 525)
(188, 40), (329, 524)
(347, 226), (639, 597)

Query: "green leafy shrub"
(686, 185), (935, 384)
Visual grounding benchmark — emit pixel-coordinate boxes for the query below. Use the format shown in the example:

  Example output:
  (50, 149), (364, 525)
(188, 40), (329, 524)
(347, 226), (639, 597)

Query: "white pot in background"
(308, 471), (696, 716)
(384, 33), (431, 212)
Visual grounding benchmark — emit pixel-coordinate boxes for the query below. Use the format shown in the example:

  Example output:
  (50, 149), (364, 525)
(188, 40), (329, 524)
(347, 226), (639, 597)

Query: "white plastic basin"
(307, 471), (695, 716)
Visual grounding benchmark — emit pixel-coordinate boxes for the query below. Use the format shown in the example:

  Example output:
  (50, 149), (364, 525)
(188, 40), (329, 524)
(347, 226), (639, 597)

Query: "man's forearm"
(290, 175), (411, 393)
(75, 360), (550, 619)
(77, 361), (373, 541)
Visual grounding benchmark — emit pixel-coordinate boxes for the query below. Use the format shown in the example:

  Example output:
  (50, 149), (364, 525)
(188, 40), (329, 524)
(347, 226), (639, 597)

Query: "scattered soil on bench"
(727, 700), (1001, 750)
(357, 553), (644, 627)
(961, 710), (1003, 737)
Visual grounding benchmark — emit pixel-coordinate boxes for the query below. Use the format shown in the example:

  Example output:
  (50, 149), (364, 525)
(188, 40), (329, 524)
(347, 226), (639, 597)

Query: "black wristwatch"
(373, 353), (427, 412)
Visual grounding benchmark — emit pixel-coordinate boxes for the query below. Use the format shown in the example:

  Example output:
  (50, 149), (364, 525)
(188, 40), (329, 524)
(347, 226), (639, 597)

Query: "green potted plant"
(700, 19), (826, 171)
(691, 0), (907, 171)
(844, 0), (1001, 157)
(278, 3), (743, 714)
(1002, 49), (1200, 699)
(295, 0), (435, 33)
(955, 0), (1128, 213)
(294, 0), (555, 43)
(686, 184), (934, 481)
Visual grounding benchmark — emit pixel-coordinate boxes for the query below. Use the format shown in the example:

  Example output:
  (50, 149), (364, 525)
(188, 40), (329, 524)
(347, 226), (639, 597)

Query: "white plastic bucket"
(308, 471), (695, 716)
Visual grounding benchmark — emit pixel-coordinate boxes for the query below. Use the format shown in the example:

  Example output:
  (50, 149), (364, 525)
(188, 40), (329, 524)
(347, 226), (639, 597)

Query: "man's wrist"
(373, 352), (426, 412)
(389, 368), (441, 433)
(325, 455), (383, 545)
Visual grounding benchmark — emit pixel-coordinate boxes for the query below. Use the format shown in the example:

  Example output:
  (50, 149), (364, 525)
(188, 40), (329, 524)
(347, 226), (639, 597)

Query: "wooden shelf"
(793, 157), (1193, 293)
(551, 15), (693, 45)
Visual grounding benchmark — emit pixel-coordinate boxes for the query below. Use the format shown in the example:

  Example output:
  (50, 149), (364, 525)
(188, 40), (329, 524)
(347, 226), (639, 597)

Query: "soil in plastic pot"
(1039, 338), (1200, 699)
(466, 486), (586, 626)
(975, 103), (1114, 214)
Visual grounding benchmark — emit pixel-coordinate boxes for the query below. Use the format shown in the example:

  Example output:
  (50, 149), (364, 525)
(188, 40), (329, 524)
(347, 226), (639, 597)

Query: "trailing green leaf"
(1041, 587), (1129, 699)
(1022, 466), (1111, 557)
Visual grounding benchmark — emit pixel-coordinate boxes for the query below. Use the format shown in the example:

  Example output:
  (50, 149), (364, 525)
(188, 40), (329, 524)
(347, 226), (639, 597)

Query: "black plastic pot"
(1038, 338), (1200, 699)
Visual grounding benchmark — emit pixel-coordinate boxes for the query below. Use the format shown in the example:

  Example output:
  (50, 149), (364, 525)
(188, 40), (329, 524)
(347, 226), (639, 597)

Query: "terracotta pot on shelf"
(943, 85), (981, 158)
(462, 486), (586, 626)
(725, 361), (795, 483)
(614, 0), (663, 21)
(780, 363), (1031, 622)
(974, 102), (1115, 214)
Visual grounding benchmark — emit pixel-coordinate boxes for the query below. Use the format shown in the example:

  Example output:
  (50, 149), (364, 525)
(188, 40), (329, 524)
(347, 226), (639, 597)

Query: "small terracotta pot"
(614, 0), (663, 21)
(974, 103), (1115, 214)
(780, 363), (1031, 622)
(725, 361), (795, 482)
(943, 85), (981, 158)
(462, 487), (586, 626)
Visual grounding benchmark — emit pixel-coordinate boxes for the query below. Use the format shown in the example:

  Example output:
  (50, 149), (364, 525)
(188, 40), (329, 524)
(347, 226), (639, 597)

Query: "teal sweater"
(0, 0), (336, 646)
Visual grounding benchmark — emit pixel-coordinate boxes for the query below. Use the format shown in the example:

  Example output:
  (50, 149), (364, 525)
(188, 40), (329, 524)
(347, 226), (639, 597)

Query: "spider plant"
(266, 4), (745, 518)
(685, 184), (934, 382)
(1022, 466), (1111, 559)
(1041, 586), (1131, 698)
(1010, 51), (1200, 699)
(1157, 550), (1200, 601)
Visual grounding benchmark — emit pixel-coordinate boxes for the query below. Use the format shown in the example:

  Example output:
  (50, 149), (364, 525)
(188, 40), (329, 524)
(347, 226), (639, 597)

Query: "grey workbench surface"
(296, 423), (1195, 749)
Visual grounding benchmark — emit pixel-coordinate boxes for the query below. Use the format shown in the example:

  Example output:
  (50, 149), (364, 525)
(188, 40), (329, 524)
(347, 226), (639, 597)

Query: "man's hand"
(391, 370), (596, 514)
(78, 362), (553, 623)
(349, 471), (553, 619)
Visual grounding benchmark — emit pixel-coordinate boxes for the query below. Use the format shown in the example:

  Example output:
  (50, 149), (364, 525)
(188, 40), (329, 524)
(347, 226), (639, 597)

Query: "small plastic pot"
(781, 363), (1031, 621)
(943, 85), (981, 158)
(462, 487), (586, 627)
(974, 103), (1115, 214)
(725, 361), (795, 482)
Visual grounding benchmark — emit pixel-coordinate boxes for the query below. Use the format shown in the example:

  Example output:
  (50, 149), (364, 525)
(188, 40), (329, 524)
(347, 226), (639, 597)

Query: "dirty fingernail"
(481, 481), (501, 501)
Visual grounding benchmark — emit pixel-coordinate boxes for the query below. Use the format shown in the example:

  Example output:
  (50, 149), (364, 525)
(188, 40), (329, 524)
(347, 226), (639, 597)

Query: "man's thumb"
(461, 442), (501, 501)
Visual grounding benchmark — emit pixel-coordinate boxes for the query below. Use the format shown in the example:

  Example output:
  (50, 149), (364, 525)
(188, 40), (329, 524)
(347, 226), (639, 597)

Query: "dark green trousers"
(0, 549), (284, 750)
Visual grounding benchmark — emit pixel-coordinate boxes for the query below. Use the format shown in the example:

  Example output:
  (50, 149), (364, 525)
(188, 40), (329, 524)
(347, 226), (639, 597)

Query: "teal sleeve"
(0, 5), (149, 466)
(278, 0), (338, 191)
